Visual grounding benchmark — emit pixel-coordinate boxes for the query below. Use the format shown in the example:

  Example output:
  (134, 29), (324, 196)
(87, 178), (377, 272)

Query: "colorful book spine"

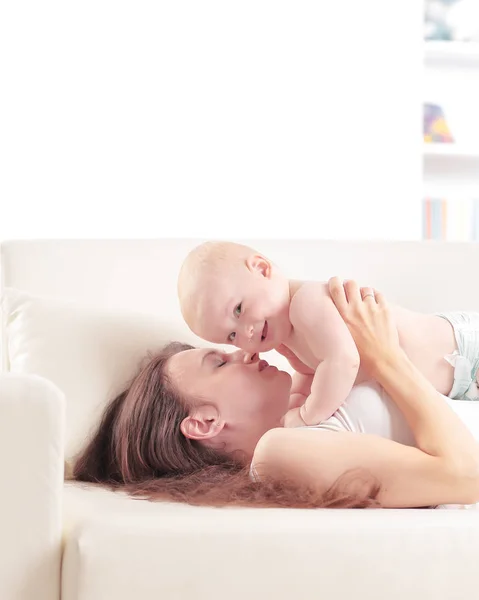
(423, 198), (447, 240)
(423, 198), (479, 242)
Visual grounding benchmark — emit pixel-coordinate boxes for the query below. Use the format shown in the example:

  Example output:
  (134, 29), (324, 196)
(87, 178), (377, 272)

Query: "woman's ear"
(245, 254), (272, 278)
(180, 406), (224, 441)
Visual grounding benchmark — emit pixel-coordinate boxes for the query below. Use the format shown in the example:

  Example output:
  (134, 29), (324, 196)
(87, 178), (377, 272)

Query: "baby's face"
(193, 269), (292, 353)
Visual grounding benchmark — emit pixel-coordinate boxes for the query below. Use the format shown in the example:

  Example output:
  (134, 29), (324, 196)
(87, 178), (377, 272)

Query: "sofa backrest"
(2, 238), (479, 459)
(3, 237), (478, 368)
(2, 238), (478, 312)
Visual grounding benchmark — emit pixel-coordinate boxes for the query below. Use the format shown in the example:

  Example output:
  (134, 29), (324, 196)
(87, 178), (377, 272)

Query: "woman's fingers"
(328, 277), (399, 372)
(360, 287), (377, 307)
(343, 279), (361, 305)
(328, 277), (349, 316)
(360, 286), (374, 300)
(329, 277), (371, 318)
(374, 289), (386, 308)
(329, 277), (384, 318)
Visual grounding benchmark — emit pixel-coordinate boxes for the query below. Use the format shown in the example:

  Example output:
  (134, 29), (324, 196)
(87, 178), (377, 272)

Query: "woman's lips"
(258, 359), (278, 374)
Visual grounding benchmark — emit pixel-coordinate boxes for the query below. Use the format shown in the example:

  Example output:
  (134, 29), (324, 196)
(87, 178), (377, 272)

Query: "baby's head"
(178, 241), (291, 352)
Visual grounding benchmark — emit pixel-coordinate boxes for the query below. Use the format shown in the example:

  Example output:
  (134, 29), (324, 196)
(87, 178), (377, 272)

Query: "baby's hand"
(289, 392), (307, 410)
(281, 407), (307, 429)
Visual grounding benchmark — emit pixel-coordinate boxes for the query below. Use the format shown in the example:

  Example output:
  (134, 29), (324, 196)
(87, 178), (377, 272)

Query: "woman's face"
(167, 348), (292, 458)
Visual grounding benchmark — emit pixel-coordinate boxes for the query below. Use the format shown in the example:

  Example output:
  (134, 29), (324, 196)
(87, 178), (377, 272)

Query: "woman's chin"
(276, 369), (292, 384)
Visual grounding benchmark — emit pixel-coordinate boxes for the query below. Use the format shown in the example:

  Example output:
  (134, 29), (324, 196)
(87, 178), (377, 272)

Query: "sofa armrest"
(0, 374), (64, 600)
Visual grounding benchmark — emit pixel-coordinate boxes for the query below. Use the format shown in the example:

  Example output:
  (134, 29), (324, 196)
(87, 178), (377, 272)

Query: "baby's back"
(392, 306), (456, 395)
(288, 280), (457, 396)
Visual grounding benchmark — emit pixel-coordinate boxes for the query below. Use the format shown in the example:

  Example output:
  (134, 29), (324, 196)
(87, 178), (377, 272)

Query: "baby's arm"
(289, 372), (314, 410)
(289, 284), (360, 425)
(276, 344), (314, 409)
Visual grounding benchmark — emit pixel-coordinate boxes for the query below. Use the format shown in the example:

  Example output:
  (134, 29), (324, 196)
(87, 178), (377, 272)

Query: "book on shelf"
(424, 103), (454, 144)
(423, 197), (479, 241)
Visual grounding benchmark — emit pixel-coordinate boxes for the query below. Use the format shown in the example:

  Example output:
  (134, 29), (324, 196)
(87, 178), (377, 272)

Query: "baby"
(177, 241), (479, 427)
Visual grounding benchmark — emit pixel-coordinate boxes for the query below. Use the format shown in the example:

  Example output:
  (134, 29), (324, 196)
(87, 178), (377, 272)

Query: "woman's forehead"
(167, 347), (214, 375)
(167, 348), (221, 402)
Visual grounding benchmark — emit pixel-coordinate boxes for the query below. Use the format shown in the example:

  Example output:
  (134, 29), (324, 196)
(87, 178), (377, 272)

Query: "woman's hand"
(328, 277), (402, 376)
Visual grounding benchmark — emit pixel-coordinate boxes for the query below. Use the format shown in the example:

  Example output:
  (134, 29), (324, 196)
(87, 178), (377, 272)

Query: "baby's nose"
(229, 349), (258, 364)
(243, 352), (258, 364)
(245, 324), (255, 340)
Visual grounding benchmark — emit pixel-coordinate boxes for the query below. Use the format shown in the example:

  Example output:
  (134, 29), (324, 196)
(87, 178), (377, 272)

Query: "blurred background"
(423, 0), (479, 241)
(1, 2), (477, 242)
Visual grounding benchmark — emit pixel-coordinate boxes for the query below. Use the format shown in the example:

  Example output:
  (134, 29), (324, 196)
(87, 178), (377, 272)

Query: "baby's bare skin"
(286, 280), (455, 392)
(178, 241), (458, 429)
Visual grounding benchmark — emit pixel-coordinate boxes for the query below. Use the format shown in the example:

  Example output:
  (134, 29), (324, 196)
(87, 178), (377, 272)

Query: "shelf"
(425, 41), (479, 67)
(424, 144), (479, 159)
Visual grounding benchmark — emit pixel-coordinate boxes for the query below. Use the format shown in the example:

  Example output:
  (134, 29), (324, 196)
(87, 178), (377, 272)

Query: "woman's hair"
(73, 342), (380, 509)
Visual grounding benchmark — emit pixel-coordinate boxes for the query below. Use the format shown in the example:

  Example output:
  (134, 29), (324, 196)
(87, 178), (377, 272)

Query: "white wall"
(424, 47), (479, 199)
(0, 1), (423, 241)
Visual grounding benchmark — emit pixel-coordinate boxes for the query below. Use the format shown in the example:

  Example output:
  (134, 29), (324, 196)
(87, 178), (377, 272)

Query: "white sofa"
(2, 239), (479, 600)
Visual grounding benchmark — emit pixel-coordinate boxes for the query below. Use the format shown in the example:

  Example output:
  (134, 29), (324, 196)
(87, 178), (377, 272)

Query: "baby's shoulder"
(289, 280), (330, 319)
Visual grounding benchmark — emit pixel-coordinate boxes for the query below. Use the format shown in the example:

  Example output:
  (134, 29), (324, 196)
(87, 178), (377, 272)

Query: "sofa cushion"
(62, 482), (479, 600)
(2, 288), (293, 467)
(2, 288), (204, 463)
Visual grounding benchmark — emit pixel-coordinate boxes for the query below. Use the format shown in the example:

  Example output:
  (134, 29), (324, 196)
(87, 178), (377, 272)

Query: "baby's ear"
(245, 254), (271, 278)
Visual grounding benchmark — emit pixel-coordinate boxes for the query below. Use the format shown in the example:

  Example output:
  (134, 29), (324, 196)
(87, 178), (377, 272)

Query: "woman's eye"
(234, 303), (242, 317)
(228, 332), (236, 342)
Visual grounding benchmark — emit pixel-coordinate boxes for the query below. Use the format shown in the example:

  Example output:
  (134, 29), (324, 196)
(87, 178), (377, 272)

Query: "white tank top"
(309, 381), (479, 446)
(305, 381), (416, 447)
(304, 381), (479, 510)
(250, 382), (417, 480)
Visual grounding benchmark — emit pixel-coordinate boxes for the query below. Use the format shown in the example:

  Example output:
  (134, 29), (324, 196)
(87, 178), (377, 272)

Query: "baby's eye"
(234, 303), (242, 317)
(228, 332), (236, 342)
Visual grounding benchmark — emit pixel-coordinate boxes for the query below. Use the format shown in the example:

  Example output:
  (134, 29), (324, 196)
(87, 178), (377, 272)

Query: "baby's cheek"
(235, 338), (253, 352)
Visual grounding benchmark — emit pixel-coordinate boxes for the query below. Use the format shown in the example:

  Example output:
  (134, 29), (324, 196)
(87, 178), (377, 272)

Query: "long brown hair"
(74, 342), (380, 508)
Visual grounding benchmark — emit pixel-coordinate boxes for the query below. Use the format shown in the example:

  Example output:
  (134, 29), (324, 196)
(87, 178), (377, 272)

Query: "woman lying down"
(74, 278), (479, 509)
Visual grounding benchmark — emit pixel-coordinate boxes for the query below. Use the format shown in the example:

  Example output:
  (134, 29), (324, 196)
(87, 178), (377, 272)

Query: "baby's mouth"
(261, 321), (268, 342)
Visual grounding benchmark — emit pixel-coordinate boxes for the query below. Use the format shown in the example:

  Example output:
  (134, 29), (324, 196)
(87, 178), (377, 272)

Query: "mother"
(74, 279), (479, 508)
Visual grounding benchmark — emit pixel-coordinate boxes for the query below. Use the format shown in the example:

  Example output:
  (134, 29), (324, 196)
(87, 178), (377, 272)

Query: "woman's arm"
(253, 427), (479, 508)
(253, 278), (479, 508)
(329, 278), (479, 473)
